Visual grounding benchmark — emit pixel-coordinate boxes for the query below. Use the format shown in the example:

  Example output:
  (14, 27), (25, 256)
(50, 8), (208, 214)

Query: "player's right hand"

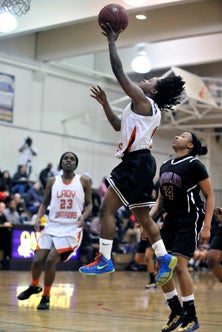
(34, 218), (41, 232)
(90, 85), (107, 105)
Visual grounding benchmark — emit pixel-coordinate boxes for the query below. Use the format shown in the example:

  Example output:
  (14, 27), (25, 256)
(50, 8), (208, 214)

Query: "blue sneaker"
(178, 316), (199, 332)
(155, 254), (177, 286)
(79, 253), (115, 275)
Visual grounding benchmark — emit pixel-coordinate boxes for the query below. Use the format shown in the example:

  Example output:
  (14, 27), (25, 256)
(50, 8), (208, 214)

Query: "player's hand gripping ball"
(98, 4), (128, 33)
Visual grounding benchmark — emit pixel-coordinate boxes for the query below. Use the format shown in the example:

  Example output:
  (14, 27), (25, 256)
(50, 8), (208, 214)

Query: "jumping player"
(150, 132), (215, 332)
(17, 152), (92, 309)
(79, 22), (185, 288)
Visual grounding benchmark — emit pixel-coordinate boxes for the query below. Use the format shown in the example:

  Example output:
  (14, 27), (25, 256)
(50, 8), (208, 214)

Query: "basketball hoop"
(1, 0), (32, 17)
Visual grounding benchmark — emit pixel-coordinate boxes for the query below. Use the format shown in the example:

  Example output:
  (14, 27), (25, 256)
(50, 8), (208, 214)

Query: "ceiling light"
(0, 11), (17, 32)
(131, 55), (151, 73)
(123, 0), (147, 6)
(131, 45), (152, 73)
(136, 14), (147, 20)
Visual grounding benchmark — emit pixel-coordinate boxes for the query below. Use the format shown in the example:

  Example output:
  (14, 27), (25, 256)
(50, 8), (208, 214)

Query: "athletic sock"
(99, 238), (113, 260)
(167, 295), (183, 314)
(182, 296), (196, 318)
(32, 279), (40, 286)
(43, 285), (51, 297)
(152, 239), (167, 257)
(149, 272), (156, 284)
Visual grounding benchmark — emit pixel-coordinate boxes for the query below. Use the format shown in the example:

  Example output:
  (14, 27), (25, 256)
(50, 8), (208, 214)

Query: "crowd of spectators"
(0, 166), (46, 226)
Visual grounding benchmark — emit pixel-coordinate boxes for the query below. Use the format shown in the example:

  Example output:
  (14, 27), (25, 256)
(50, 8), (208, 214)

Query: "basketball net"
(1, 0), (31, 17)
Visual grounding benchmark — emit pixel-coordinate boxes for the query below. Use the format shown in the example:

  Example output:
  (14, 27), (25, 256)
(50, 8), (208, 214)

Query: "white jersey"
(115, 97), (161, 158)
(43, 174), (84, 237)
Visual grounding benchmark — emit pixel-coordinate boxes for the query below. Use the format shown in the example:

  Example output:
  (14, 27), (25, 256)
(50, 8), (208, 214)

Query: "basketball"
(98, 4), (128, 33)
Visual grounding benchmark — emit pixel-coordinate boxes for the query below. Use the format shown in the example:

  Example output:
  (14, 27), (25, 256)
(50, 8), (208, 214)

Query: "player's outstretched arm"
(102, 23), (147, 105)
(90, 85), (121, 131)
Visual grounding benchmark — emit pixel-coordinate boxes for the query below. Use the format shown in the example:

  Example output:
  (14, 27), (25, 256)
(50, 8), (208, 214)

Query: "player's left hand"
(199, 225), (211, 243)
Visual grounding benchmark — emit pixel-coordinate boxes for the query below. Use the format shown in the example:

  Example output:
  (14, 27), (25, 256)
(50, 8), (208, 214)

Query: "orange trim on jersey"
(149, 126), (159, 149)
(62, 178), (73, 185)
(150, 126), (158, 139)
(125, 126), (137, 154)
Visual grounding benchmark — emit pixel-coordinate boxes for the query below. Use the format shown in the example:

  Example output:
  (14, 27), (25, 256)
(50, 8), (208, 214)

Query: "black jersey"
(159, 155), (209, 216)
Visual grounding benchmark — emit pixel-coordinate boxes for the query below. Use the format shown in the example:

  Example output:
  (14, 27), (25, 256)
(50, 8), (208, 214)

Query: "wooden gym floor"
(0, 269), (221, 331)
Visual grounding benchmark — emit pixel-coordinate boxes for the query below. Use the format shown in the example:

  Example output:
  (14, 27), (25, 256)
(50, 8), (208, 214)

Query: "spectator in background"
(188, 243), (209, 271)
(39, 163), (54, 189)
(3, 198), (21, 225)
(115, 206), (126, 243)
(0, 202), (7, 224)
(98, 176), (107, 200)
(134, 211), (165, 288)
(0, 202), (12, 264)
(207, 207), (222, 282)
(25, 181), (44, 216)
(13, 193), (29, 222)
(18, 137), (38, 177)
(11, 164), (30, 196)
(84, 173), (101, 217)
(123, 213), (140, 244)
(91, 187), (101, 217)
(79, 221), (99, 264)
(134, 238), (157, 288)
(0, 170), (12, 203)
(89, 215), (101, 243)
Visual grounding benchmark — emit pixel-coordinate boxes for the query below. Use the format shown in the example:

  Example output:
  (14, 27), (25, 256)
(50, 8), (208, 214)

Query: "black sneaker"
(37, 295), (50, 310)
(162, 311), (184, 332)
(17, 285), (42, 300)
(178, 315), (199, 332)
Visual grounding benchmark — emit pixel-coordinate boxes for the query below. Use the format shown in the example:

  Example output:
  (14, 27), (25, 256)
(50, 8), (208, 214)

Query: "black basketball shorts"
(160, 210), (204, 259)
(106, 149), (156, 209)
(136, 238), (152, 253)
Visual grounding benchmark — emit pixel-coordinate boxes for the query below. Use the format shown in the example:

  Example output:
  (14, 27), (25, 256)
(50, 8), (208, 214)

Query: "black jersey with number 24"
(159, 155), (209, 216)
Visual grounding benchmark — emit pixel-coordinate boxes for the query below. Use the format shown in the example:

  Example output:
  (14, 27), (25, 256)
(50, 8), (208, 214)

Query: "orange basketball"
(98, 4), (128, 33)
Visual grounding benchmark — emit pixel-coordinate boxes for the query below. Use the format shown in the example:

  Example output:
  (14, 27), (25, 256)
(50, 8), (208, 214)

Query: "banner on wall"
(0, 72), (15, 123)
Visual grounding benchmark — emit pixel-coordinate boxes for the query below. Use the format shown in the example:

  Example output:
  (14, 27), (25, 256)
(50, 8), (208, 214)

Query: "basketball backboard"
(172, 66), (217, 107)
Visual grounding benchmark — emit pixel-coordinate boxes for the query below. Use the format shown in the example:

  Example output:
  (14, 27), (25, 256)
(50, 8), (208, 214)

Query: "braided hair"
(154, 76), (185, 112)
